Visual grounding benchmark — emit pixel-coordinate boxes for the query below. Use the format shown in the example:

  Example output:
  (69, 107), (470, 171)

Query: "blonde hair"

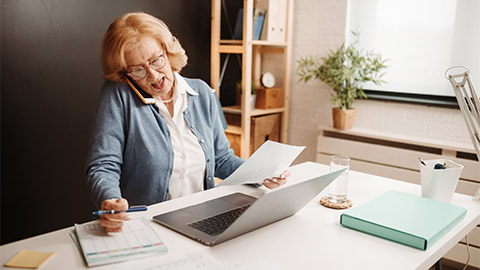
(101, 12), (188, 82)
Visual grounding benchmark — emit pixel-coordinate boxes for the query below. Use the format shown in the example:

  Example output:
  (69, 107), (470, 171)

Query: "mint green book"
(340, 190), (467, 250)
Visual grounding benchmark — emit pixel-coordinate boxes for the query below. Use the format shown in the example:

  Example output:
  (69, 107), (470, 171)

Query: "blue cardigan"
(85, 76), (244, 207)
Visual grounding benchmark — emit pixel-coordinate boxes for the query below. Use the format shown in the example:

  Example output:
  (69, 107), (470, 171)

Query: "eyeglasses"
(126, 53), (166, 80)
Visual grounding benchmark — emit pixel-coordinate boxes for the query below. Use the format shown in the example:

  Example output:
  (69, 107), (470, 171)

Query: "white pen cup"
(420, 159), (463, 203)
(328, 155), (350, 204)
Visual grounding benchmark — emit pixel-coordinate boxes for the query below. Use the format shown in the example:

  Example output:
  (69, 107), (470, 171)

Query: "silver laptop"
(152, 168), (345, 246)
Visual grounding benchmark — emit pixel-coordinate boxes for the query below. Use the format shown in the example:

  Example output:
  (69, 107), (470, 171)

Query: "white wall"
(289, 0), (471, 163)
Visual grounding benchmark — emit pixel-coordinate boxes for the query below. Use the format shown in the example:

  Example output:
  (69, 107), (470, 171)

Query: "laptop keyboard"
(187, 204), (251, 236)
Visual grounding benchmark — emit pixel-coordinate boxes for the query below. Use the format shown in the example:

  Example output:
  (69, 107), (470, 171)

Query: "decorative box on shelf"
(250, 113), (281, 153)
(255, 88), (284, 109)
(224, 112), (281, 155)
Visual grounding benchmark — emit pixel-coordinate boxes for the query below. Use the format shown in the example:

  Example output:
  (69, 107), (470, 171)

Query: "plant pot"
(332, 108), (356, 130)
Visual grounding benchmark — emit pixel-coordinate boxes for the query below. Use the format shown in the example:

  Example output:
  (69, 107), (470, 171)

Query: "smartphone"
(126, 77), (156, 104)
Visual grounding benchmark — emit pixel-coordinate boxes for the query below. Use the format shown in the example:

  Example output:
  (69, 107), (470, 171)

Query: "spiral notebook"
(73, 217), (168, 267)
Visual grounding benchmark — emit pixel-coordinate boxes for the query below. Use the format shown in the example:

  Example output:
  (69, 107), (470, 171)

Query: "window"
(346, 0), (480, 106)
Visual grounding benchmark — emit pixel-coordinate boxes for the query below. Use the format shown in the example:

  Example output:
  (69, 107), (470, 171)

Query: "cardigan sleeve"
(85, 81), (126, 208)
(206, 86), (245, 179)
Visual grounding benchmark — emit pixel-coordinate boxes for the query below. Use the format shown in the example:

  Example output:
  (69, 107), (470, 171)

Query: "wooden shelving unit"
(210, 0), (294, 158)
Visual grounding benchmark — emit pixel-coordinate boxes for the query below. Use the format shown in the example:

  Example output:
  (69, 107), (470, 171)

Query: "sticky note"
(4, 249), (55, 269)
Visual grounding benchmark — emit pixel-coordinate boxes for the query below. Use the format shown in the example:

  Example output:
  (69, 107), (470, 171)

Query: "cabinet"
(210, 0), (294, 158)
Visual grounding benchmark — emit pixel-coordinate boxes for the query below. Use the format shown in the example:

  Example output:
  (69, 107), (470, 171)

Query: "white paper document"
(227, 259), (284, 270)
(112, 251), (225, 270)
(112, 250), (282, 270)
(217, 141), (305, 186)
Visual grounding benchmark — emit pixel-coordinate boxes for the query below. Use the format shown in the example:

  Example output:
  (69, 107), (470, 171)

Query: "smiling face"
(124, 36), (175, 99)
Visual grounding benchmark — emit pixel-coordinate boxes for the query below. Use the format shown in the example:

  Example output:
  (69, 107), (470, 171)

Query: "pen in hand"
(92, 205), (148, 215)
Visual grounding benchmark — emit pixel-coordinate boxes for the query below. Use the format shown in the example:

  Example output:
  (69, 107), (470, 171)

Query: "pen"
(92, 205), (148, 215)
(418, 157), (426, 166)
(434, 162), (447, 169)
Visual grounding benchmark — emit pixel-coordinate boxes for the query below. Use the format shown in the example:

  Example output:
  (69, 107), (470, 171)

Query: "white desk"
(1, 162), (479, 269)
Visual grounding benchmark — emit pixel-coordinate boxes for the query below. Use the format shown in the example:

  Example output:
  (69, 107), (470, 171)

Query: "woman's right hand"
(99, 198), (130, 232)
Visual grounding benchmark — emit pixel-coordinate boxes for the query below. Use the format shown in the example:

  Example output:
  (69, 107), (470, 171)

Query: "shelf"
(220, 39), (287, 47)
(218, 39), (287, 54)
(222, 105), (285, 116)
(225, 125), (242, 135)
(212, 0), (293, 158)
(219, 40), (243, 45)
(218, 44), (243, 54)
(252, 40), (287, 47)
(218, 44), (284, 54)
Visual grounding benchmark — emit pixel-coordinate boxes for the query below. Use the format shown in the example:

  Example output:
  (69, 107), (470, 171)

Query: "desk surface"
(1, 162), (479, 270)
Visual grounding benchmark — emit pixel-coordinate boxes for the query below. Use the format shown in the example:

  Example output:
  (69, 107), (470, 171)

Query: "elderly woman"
(86, 12), (288, 232)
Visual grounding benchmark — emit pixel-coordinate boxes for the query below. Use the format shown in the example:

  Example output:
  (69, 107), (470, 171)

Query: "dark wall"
(1, 0), (211, 244)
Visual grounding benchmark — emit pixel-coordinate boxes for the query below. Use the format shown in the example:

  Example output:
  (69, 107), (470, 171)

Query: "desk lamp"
(446, 66), (480, 200)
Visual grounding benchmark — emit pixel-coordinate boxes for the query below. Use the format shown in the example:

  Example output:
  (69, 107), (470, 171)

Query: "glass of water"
(328, 155), (350, 204)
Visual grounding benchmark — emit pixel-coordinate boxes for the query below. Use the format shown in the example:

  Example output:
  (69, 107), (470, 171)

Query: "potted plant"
(296, 33), (388, 130)
(236, 80), (256, 110)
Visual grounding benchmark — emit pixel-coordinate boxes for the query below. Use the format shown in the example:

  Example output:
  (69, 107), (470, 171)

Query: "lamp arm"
(446, 66), (480, 201)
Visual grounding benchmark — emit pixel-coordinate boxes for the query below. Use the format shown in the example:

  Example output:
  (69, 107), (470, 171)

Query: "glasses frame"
(126, 52), (167, 80)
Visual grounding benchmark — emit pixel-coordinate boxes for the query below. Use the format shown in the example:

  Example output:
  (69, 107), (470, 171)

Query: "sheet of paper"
(217, 141), (305, 186)
(112, 251), (225, 270)
(227, 259), (284, 270)
(74, 217), (167, 267)
(69, 230), (83, 256)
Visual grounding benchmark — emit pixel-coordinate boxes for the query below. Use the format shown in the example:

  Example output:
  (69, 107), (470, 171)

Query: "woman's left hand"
(263, 170), (290, 189)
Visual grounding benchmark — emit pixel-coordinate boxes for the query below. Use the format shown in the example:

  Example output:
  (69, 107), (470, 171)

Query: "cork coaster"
(320, 196), (353, 209)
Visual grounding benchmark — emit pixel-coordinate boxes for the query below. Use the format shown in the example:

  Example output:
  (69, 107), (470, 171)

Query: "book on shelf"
(233, 8), (266, 40)
(253, 9), (265, 40)
(257, 0), (287, 42)
(233, 8), (243, 40)
(340, 190), (467, 250)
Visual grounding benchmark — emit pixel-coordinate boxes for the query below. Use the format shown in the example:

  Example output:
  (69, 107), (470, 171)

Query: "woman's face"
(124, 36), (174, 99)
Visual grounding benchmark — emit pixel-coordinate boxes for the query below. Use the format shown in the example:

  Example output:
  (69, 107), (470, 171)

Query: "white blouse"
(155, 73), (206, 199)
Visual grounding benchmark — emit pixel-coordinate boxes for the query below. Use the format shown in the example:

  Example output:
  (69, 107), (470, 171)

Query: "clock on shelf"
(261, 72), (275, 88)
